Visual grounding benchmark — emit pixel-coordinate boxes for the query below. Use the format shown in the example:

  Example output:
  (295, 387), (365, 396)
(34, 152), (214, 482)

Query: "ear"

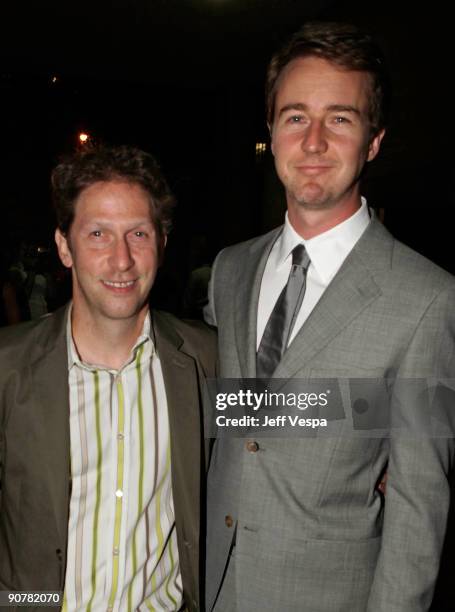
(55, 229), (73, 268)
(367, 128), (385, 162)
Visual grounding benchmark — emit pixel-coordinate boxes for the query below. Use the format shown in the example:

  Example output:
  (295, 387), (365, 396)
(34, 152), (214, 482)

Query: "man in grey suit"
(0, 146), (216, 611)
(205, 21), (455, 611)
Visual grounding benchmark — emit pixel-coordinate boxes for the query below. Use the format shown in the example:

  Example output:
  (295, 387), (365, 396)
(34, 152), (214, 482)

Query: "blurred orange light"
(79, 132), (89, 143)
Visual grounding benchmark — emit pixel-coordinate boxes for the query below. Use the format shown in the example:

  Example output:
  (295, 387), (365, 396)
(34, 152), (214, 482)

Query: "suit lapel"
(234, 228), (282, 377)
(273, 250), (381, 377)
(29, 307), (71, 551)
(273, 218), (393, 378)
(151, 311), (202, 525)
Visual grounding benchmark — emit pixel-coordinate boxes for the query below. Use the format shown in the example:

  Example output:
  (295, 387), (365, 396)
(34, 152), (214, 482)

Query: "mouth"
(296, 165), (332, 175)
(103, 280), (136, 287)
(101, 279), (137, 291)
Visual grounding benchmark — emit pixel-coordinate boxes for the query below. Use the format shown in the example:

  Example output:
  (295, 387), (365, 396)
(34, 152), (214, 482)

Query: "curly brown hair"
(51, 145), (175, 237)
(266, 21), (390, 138)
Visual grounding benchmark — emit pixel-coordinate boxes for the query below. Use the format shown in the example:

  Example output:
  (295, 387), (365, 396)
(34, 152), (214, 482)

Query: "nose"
(301, 120), (328, 155)
(110, 237), (134, 271)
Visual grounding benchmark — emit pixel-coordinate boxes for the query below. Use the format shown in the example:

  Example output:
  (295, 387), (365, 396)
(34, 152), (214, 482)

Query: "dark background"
(1, 0), (454, 273)
(1, 1), (454, 607)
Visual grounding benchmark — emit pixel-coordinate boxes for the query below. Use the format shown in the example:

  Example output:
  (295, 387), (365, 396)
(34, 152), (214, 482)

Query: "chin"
(100, 304), (145, 321)
(293, 194), (337, 211)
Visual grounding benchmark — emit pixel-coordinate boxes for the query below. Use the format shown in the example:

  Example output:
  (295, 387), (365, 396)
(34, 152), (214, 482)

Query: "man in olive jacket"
(0, 146), (215, 612)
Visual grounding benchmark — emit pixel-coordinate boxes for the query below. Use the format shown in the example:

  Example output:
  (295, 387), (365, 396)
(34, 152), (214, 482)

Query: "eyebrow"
(278, 103), (362, 118)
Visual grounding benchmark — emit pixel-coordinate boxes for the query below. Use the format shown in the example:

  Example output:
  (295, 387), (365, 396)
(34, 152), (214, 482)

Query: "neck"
(287, 197), (362, 240)
(71, 306), (148, 370)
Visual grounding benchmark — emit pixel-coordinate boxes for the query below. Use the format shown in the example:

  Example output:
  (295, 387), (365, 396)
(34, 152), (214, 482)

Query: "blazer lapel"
(152, 311), (202, 518)
(274, 218), (393, 379)
(28, 306), (71, 552)
(234, 228), (282, 377)
(151, 311), (205, 606)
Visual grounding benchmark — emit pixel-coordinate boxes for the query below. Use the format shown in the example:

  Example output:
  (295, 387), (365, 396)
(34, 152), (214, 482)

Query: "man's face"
(55, 180), (163, 327)
(270, 56), (384, 214)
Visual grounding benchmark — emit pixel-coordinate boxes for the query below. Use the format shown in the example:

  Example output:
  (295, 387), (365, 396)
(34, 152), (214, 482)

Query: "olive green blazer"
(0, 306), (216, 612)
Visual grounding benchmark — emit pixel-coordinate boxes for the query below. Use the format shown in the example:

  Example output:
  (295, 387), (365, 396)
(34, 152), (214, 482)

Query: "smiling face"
(270, 56), (384, 221)
(55, 180), (163, 329)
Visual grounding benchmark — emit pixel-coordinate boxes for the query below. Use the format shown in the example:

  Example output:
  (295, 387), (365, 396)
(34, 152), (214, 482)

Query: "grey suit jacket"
(205, 218), (455, 612)
(0, 305), (216, 612)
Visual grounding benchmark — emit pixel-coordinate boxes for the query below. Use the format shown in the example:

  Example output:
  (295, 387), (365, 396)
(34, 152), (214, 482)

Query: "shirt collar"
(66, 304), (153, 372)
(278, 197), (371, 284)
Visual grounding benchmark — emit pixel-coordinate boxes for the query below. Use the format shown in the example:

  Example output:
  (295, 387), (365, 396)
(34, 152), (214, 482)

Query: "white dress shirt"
(257, 199), (371, 349)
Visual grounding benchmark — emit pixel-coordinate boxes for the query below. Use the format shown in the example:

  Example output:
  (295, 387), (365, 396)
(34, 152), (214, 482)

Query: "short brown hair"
(51, 145), (175, 236)
(266, 21), (390, 137)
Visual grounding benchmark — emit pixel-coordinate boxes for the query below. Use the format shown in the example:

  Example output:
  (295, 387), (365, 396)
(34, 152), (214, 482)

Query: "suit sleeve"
(367, 286), (455, 612)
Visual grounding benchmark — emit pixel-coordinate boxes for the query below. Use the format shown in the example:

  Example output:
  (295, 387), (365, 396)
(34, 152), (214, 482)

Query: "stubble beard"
(285, 169), (361, 212)
(286, 184), (339, 211)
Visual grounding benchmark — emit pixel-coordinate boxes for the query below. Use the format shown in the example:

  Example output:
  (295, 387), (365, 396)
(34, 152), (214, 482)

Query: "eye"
(333, 115), (351, 124)
(90, 230), (102, 237)
(129, 230), (153, 243)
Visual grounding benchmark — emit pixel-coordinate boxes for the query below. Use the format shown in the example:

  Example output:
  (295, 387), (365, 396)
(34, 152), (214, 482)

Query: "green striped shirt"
(63, 311), (183, 611)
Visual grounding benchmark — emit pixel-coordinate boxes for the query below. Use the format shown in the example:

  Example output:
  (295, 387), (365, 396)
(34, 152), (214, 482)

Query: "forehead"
(74, 180), (154, 224)
(274, 56), (371, 116)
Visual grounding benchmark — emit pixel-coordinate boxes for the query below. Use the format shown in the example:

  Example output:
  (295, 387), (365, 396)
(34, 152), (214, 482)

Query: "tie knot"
(292, 244), (310, 269)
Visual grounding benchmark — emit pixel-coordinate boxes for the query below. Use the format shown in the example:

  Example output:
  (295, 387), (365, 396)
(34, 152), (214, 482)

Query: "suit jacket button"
(225, 515), (234, 528)
(246, 440), (259, 453)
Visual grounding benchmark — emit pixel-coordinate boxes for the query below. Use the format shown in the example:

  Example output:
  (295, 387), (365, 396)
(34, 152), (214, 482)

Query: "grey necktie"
(256, 244), (311, 378)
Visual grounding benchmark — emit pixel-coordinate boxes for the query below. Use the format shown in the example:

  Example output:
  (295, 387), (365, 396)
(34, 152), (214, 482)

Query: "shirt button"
(115, 489), (123, 498)
(107, 607), (113, 612)
(113, 547), (119, 556)
(117, 433), (124, 440)
(225, 515), (234, 528)
(246, 440), (259, 453)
